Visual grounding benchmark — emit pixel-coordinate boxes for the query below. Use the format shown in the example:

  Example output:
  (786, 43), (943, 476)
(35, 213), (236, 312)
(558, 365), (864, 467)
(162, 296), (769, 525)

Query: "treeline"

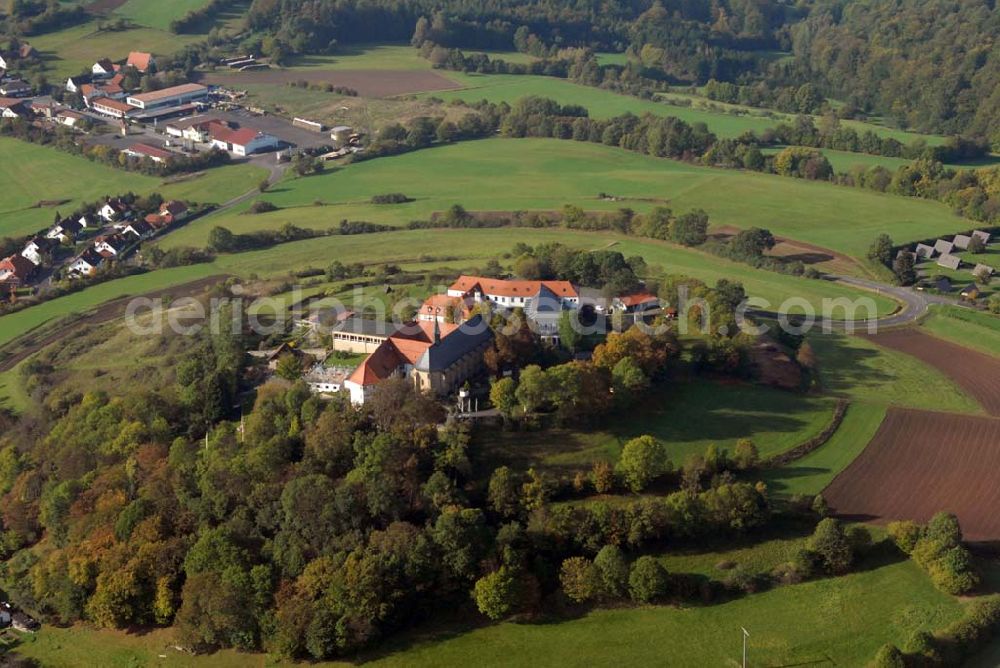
(704, 79), (824, 115)
(1, 0), (87, 35)
(206, 220), (394, 253)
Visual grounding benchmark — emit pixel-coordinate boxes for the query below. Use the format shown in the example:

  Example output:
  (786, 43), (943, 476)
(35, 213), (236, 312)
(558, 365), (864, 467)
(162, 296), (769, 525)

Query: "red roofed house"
(0, 254), (39, 287)
(0, 97), (27, 118)
(612, 291), (660, 313)
(447, 275), (579, 308)
(126, 51), (154, 72)
(209, 124), (280, 156)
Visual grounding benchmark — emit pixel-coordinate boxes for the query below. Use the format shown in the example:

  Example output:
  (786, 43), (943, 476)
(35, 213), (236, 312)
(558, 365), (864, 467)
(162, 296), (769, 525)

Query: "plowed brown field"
(824, 408), (1000, 542)
(203, 70), (462, 98)
(864, 328), (1000, 416)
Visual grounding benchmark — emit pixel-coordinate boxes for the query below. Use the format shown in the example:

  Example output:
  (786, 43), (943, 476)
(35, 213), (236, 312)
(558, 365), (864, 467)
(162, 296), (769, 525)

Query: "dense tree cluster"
(887, 513), (980, 595)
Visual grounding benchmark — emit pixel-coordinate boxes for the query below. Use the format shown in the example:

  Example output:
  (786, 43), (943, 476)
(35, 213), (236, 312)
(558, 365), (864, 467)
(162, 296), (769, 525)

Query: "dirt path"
(0, 275), (227, 374)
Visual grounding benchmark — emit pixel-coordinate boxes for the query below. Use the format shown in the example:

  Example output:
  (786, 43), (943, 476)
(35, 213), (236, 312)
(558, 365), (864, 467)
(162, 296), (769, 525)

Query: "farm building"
(209, 125), (280, 156)
(123, 142), (176, 163)
(937, 254), (962, 270)
(933, 239), (954, 255)
(974, 264), (995, 278)
(343, 316), (493, 405)
(126, 83), (208, 110)
(914, 243), (936, 259)
(953, 234), (973, 250)
(972, 230), (992, 245)
(0, 80), (31, 97)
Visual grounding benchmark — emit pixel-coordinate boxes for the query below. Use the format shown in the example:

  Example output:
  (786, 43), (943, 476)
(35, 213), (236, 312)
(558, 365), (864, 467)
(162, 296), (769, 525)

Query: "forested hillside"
(245, 0), (999, 139)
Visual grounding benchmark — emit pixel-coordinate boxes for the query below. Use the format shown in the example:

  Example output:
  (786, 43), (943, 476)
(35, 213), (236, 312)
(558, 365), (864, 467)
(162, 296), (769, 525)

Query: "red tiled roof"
(126, 52), (153, 71)
(421, 294), (471, 319)
(0, 97), (22, 109)
(92, 98), (133, 114)
(347, 341), (405, 386)
(617, 292), (659, 307)
(210, 125), (266, 147)
(449, 275), (578, 299)
(0, 254), (38, 279)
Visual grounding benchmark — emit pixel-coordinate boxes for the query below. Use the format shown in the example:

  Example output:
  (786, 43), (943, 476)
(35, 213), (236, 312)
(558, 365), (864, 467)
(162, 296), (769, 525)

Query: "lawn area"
(29, 21), (204, 80)
(655, 532), (809, 578)
(0, 138), (158, 238)
(165, 138), (970, 263)
(114, 0), (212, 31)
(807, 332), (981, 413)
(763, 402), (888, 497)
(919, 305), (1000, 358)
(346, 560), (960, 667)
(474, 380), (840, 475)
(0, 139), (265, 238)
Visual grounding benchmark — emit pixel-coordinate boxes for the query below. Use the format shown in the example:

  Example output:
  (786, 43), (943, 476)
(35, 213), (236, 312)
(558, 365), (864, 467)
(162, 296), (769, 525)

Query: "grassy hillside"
(165, 138), (970, 261)
(114, 0), (213, 31)
(920, 305), (1000, 358)
(0, 138), (266, 238)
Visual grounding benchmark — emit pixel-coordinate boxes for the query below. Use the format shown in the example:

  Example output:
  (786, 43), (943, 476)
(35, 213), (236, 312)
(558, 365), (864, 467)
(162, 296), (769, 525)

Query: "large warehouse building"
(125, 83), (208, 110)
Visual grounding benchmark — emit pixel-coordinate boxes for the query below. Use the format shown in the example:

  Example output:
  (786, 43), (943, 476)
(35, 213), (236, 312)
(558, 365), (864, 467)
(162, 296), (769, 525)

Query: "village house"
(0, 97), (27, 118)
(46, 219), (83, 243)
(99, 198), (131, 222)
(144, 200), (189, 228)
(209, 125), (281, 156)
(126, 51), (155, 72)
(123, 219), (155, 240)
(80, 81), (126, 107)
(343, 316), (494, 405)
(92, 58), (117, 78)
(0, 254), (39, 287)
(94, 234), (130, 257)
(418, 294), (474, 324)
(66, 74), (93, 93)
(21, 236), (56, 265)
(68, 248), (104, 277)
(56, 109), (86, 128)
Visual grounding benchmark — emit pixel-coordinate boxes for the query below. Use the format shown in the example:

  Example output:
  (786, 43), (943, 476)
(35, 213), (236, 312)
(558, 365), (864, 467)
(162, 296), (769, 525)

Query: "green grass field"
(165, 138), (970, 263)
(0, 138), (158, 238)
(346, 560), (960, 667)
(475, 380), (840, 475)
(919, 305), (1000, 358)
(763, 402), (888, 496)
(114, 0), (213, 31)
(807, 332), (981, 413)
(11, 560), (962, 667)
(0, 139), (266, 238)
(29, 21), (205, 80)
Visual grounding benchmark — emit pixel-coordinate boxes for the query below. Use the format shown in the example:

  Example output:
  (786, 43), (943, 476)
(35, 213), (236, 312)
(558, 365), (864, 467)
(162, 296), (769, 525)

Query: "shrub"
(593, 545), (629, 599)
(628, 556), (669, 603)
(806, 518), (854, 574)
(887, 520), (922, 554)
(473, 567), (518, 620)
(560, 557), (599, 603)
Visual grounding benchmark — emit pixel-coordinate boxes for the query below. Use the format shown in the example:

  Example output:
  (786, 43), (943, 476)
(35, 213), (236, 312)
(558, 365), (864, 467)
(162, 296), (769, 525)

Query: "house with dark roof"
(68, 248), (104, 277)
(46, 219), (83, 243)
(0, 97), (28, 117)
(0, 79), (31, 98)
(343, 316), (493, 405)
(92, 58), (116, 77)
(0, 254), (39, 286)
